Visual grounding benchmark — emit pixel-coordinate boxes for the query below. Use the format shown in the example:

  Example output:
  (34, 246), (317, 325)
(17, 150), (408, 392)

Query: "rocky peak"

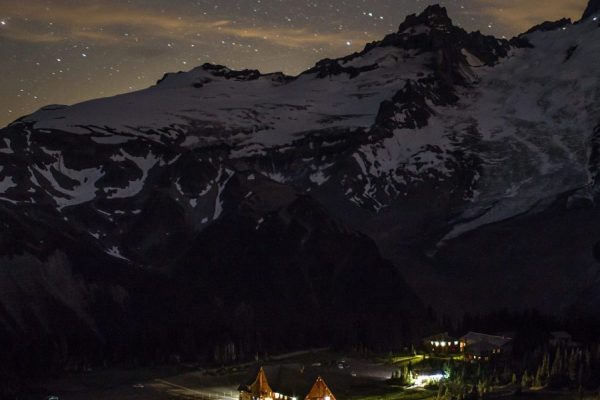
(199, 63), (262, 80)
(524, 18), (572, 35)
(389, 4), (510, 69)
(582, 0), (600, 20)
(398, 5), (453, 33)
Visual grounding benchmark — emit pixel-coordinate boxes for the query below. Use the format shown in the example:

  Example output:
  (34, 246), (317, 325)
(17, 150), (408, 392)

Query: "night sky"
(0, 0), (588, 127)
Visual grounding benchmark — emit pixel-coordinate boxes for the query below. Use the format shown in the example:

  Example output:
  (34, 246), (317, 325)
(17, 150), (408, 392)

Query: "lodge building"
(422, 332), (461, 354)
(459, 332), (512, 361)
(421, 331), (513, 361)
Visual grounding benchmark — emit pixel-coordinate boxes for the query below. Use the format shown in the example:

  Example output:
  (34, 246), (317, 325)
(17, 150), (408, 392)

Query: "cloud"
(0, 1), (363, 50)
(467, 0), (588, 34)
(0, 25), (64, 43)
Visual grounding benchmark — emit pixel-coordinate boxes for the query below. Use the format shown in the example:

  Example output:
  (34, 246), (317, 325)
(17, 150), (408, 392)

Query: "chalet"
(460, 332), (512, 361)
(422, 332), (461, 354)
(239, 367), (337, 400)
(305, 376), (336, 400)
(239, 367), (279, 400)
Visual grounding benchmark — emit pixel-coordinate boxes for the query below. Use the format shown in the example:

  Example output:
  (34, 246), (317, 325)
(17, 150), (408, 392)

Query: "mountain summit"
(397, 4), (454, 30)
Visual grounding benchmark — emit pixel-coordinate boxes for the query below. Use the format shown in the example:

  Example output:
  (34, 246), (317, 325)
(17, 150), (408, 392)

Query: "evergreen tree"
(467, 384), (479, 400)
(521, 371), (531, 388)
(401, 364), (413, 385)
(551, 347), (563, 377)
(541, 350), (550, 379)
(534, 366), (543, 387)
(437, 383), (446, 400)
(569, 349), (579, 382)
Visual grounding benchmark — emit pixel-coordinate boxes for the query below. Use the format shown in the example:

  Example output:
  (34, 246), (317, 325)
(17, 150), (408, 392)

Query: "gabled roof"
(465, 341), (497, 355)
(423, 332), (455, 341)
(460, 332), (512, 347)
(305, 377), (336, 400)
(240, 365), (315, 397)
(241, 367), (274, 397)
(550, 331), (572, 339)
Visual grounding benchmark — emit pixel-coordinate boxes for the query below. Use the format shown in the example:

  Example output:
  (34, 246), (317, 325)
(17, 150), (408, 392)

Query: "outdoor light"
(412, 373), (445, 388)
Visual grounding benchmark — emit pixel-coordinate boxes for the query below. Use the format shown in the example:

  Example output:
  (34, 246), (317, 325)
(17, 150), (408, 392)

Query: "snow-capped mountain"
(1, 3), (600, 371)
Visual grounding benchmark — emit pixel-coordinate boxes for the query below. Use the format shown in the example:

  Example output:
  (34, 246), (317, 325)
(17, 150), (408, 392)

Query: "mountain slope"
(1, 2), (600, 373)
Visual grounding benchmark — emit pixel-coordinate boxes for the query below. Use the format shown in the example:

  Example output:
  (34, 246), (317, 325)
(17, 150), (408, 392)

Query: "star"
(0, 0), (592, 128)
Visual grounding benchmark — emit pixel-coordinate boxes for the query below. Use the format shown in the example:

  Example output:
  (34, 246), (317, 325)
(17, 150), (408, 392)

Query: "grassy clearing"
(348, 380), (436, 400)
(387, 355), (424, 366)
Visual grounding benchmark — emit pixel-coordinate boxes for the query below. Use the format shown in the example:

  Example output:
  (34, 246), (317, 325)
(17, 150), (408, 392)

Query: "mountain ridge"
(1, 1), (600, 376)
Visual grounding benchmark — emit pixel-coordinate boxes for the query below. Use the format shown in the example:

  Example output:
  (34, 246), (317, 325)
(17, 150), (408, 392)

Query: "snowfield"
(1, 7), (600, 250)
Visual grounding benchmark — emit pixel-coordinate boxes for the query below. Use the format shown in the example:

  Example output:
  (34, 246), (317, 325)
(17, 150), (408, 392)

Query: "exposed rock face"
(1, 3), (600, 374)
(582, 0), (600, 20)
(524, 18), (572, 34)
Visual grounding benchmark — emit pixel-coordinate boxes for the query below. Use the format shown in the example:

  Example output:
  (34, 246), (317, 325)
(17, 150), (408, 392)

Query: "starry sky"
(0, 0), (589, 127)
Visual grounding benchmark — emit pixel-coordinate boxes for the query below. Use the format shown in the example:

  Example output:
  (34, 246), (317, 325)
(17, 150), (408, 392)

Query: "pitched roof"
(248, 367), (274, 397)
(465, 341), (497, 355)
(460, 332), (512, 347)
(550, 331), (572, 339)
(305, 377), (336, 400)
(240, 365), (315, 397)
(423, 332), (456, 342)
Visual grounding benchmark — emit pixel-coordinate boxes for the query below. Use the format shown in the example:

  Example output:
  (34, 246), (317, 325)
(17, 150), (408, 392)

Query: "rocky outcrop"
(524, 18), (572, 34)
(582, 0), (600, 20)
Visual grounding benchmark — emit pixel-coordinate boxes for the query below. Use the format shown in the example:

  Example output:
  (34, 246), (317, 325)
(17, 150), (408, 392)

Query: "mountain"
(1, 2), (600, 374)
(583, 0), (600, 20)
